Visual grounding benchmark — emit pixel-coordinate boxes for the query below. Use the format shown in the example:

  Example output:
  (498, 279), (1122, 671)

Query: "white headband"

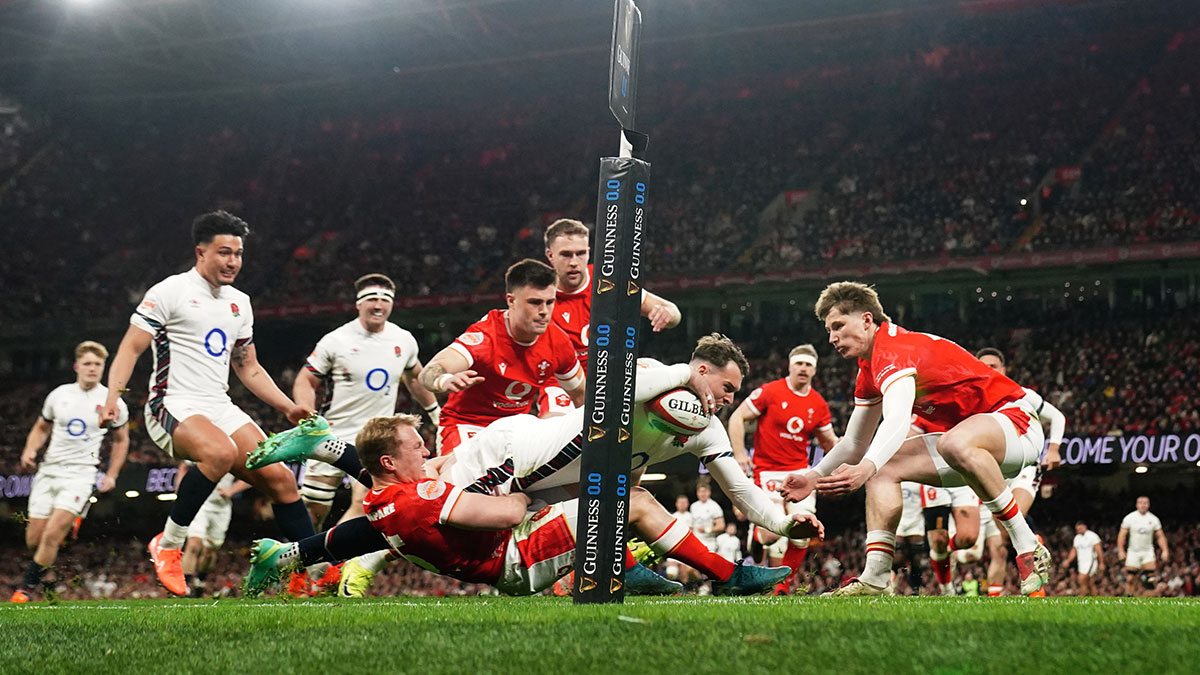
(356, 286), (395, 303)
(790, 354), (817, 367)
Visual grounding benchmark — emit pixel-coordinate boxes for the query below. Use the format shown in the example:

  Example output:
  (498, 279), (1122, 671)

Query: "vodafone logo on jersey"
(785, 416), (806, 434)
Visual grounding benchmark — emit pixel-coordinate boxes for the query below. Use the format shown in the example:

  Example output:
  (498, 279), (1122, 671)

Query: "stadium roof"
(0, 0), (1081, 110)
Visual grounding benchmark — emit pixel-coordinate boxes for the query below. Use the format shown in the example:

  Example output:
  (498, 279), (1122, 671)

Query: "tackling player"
(419, 259), (584, 453)
(538, 219), (680, 415)
(245, 414), (820, 597)
(247, 335), (816, 592)
(728, 344), (837, 593)
(293, 273), (438, 529)
(99, 211), (316, 596)
(1117, 496), (1168, 597)
(11, 341), (130, 603)
(780, 282), (1050, 596)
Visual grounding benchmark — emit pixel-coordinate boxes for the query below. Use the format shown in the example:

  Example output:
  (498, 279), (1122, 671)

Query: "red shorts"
(437, 423), (483, 455)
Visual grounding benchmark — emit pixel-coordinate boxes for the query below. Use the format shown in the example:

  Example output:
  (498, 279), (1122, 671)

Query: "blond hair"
(356, 414), (422, 476)
(814, 281), (891, 325)
(544, 218), (589, 249)
(789, 344), (818, 361)
(75, 341), (109, 361)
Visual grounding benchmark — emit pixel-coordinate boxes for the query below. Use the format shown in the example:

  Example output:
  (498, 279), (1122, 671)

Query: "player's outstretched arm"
(727, 400), (760, 475)
(818, 376), (915, 496)
(420, 347), (484, 394)
(101, 326), (151, 425)
(99, 425), (130, 493)
(806, 402), (881, 480)
(292, 366), (322, 413)
(230, 342), (310, 424)
(640, 290), (681, 332)
(707, 454), (793, 537)
(444, 492), (532, 531)
(19, 417), (52, 471)
(401, 360), (440, 424)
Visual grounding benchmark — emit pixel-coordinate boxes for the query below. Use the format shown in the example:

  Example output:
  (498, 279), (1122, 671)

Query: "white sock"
(357, 550), (391, 574)
(310, 438), (349, 465)
(860, 530), (896, 588)
(160, 517), (190, 550)
(982, 488), (1037, 555)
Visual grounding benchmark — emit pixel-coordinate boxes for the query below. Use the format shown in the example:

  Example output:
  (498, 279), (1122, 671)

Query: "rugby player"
(100, 211), (316, 596)
(779, 282), (1050, 596)
(11, 341), (129, 603)
(1117, 496), (1168, 597)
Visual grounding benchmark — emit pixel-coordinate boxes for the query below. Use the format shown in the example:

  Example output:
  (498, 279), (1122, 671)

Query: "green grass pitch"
(2, 596), (1197, 674)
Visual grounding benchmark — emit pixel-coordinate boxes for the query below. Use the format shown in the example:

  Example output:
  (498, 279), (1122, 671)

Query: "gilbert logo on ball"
(645, 387), (710, 436)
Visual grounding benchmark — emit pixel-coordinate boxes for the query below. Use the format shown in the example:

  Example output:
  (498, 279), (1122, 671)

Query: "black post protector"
(573, 156), (649, 603)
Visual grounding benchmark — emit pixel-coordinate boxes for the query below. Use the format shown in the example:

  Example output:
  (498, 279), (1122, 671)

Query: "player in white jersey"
(99, 211), (315, 596)
(1063, 521), (1104, 595)
(11, 341), (130, 603)
(975, 347), (1066, 596)
(689, 483), (726, 552)
(181, 467), (251, 596)
(1117, 496), (1168, 596)
(249, 335), (820, 593)
(293, 273), (439, 529)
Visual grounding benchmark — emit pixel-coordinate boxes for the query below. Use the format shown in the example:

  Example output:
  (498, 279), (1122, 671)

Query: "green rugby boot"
(247, 415), (332, 469)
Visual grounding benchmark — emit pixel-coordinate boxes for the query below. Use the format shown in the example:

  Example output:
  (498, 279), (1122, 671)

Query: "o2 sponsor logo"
(204, 328), (228, 357)
(365, 368), (390, 393)
(66, 418), (88, 437)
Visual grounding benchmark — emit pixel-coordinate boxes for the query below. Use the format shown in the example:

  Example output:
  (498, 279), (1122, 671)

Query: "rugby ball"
(645, 387), (710, 436)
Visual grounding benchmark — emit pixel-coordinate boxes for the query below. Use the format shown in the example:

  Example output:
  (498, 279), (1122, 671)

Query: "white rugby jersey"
(39, 383), (129, 469)
(1073, 529), (1103, 570)
(201, 474), (238, 510)
(130, 268), (254, 403)
(1120, 510), (1163, 552)
(446, 359), (731, 495)
(689, 498), (725, 543)
(304, 319), (421, 441)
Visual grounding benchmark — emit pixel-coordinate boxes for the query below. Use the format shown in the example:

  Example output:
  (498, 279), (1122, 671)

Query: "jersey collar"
(188, 267), (224, 298)
(503, 311), (538, 347)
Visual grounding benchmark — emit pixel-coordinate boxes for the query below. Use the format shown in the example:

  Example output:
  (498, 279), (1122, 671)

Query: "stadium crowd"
(2, 9), (1198, 324)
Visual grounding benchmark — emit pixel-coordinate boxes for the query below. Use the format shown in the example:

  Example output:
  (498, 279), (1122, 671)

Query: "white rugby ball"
(645, 387), (710, 436)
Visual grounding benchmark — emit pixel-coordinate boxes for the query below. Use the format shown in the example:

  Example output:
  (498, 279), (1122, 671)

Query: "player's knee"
(935, 435), (975, 470)
(256, 464), (300, 502)
(627, 486), (655, 515)
(952, 533), (975, 550)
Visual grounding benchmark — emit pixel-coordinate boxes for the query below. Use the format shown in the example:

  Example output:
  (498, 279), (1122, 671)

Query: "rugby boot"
(712, 563), (792, 596)
(148, 532), (188, 597)
(247, 414), (332, 469)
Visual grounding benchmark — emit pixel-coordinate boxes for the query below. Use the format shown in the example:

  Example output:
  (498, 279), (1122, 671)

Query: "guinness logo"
(588, 426), (607, 441)
(627, 281), (640, 296)
(579, 577), (598, 592)
(597, 279), (615, 294)
(610, 578), (623, 593)
(618, 428), (630, 443)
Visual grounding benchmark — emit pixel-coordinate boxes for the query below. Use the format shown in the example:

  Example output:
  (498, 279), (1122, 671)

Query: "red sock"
(626, 545), (637, 567)
(780, 545), (808, 584)
(649, 519), (736, 581)
(931, 557), (951, 585)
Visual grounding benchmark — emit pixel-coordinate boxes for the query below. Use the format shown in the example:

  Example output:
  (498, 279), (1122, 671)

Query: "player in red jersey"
(781, 282), (1050, 596)
(537, 219), (680, 416)
(728, 344), (837, 593)
(419, 259), (584, 453)
(244, 414), (823, 596)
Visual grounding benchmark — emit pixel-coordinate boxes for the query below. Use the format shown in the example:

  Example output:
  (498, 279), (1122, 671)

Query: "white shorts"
(920, 400), (1045, 487)
(437, 423), (485, 455)
(495, 501), (578, 596)
(1008, 464), (1040, 497)
(756, 470), (816, 550)
(187, 501), (233, 549)
(1125, 549), (1157, 569)
(28, 468), (97, 519)
(1077, 558), (1099, 576)
(948, 486), (980, 509)
(144, 397), (259, 458)
(897, 482), (925, 538)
